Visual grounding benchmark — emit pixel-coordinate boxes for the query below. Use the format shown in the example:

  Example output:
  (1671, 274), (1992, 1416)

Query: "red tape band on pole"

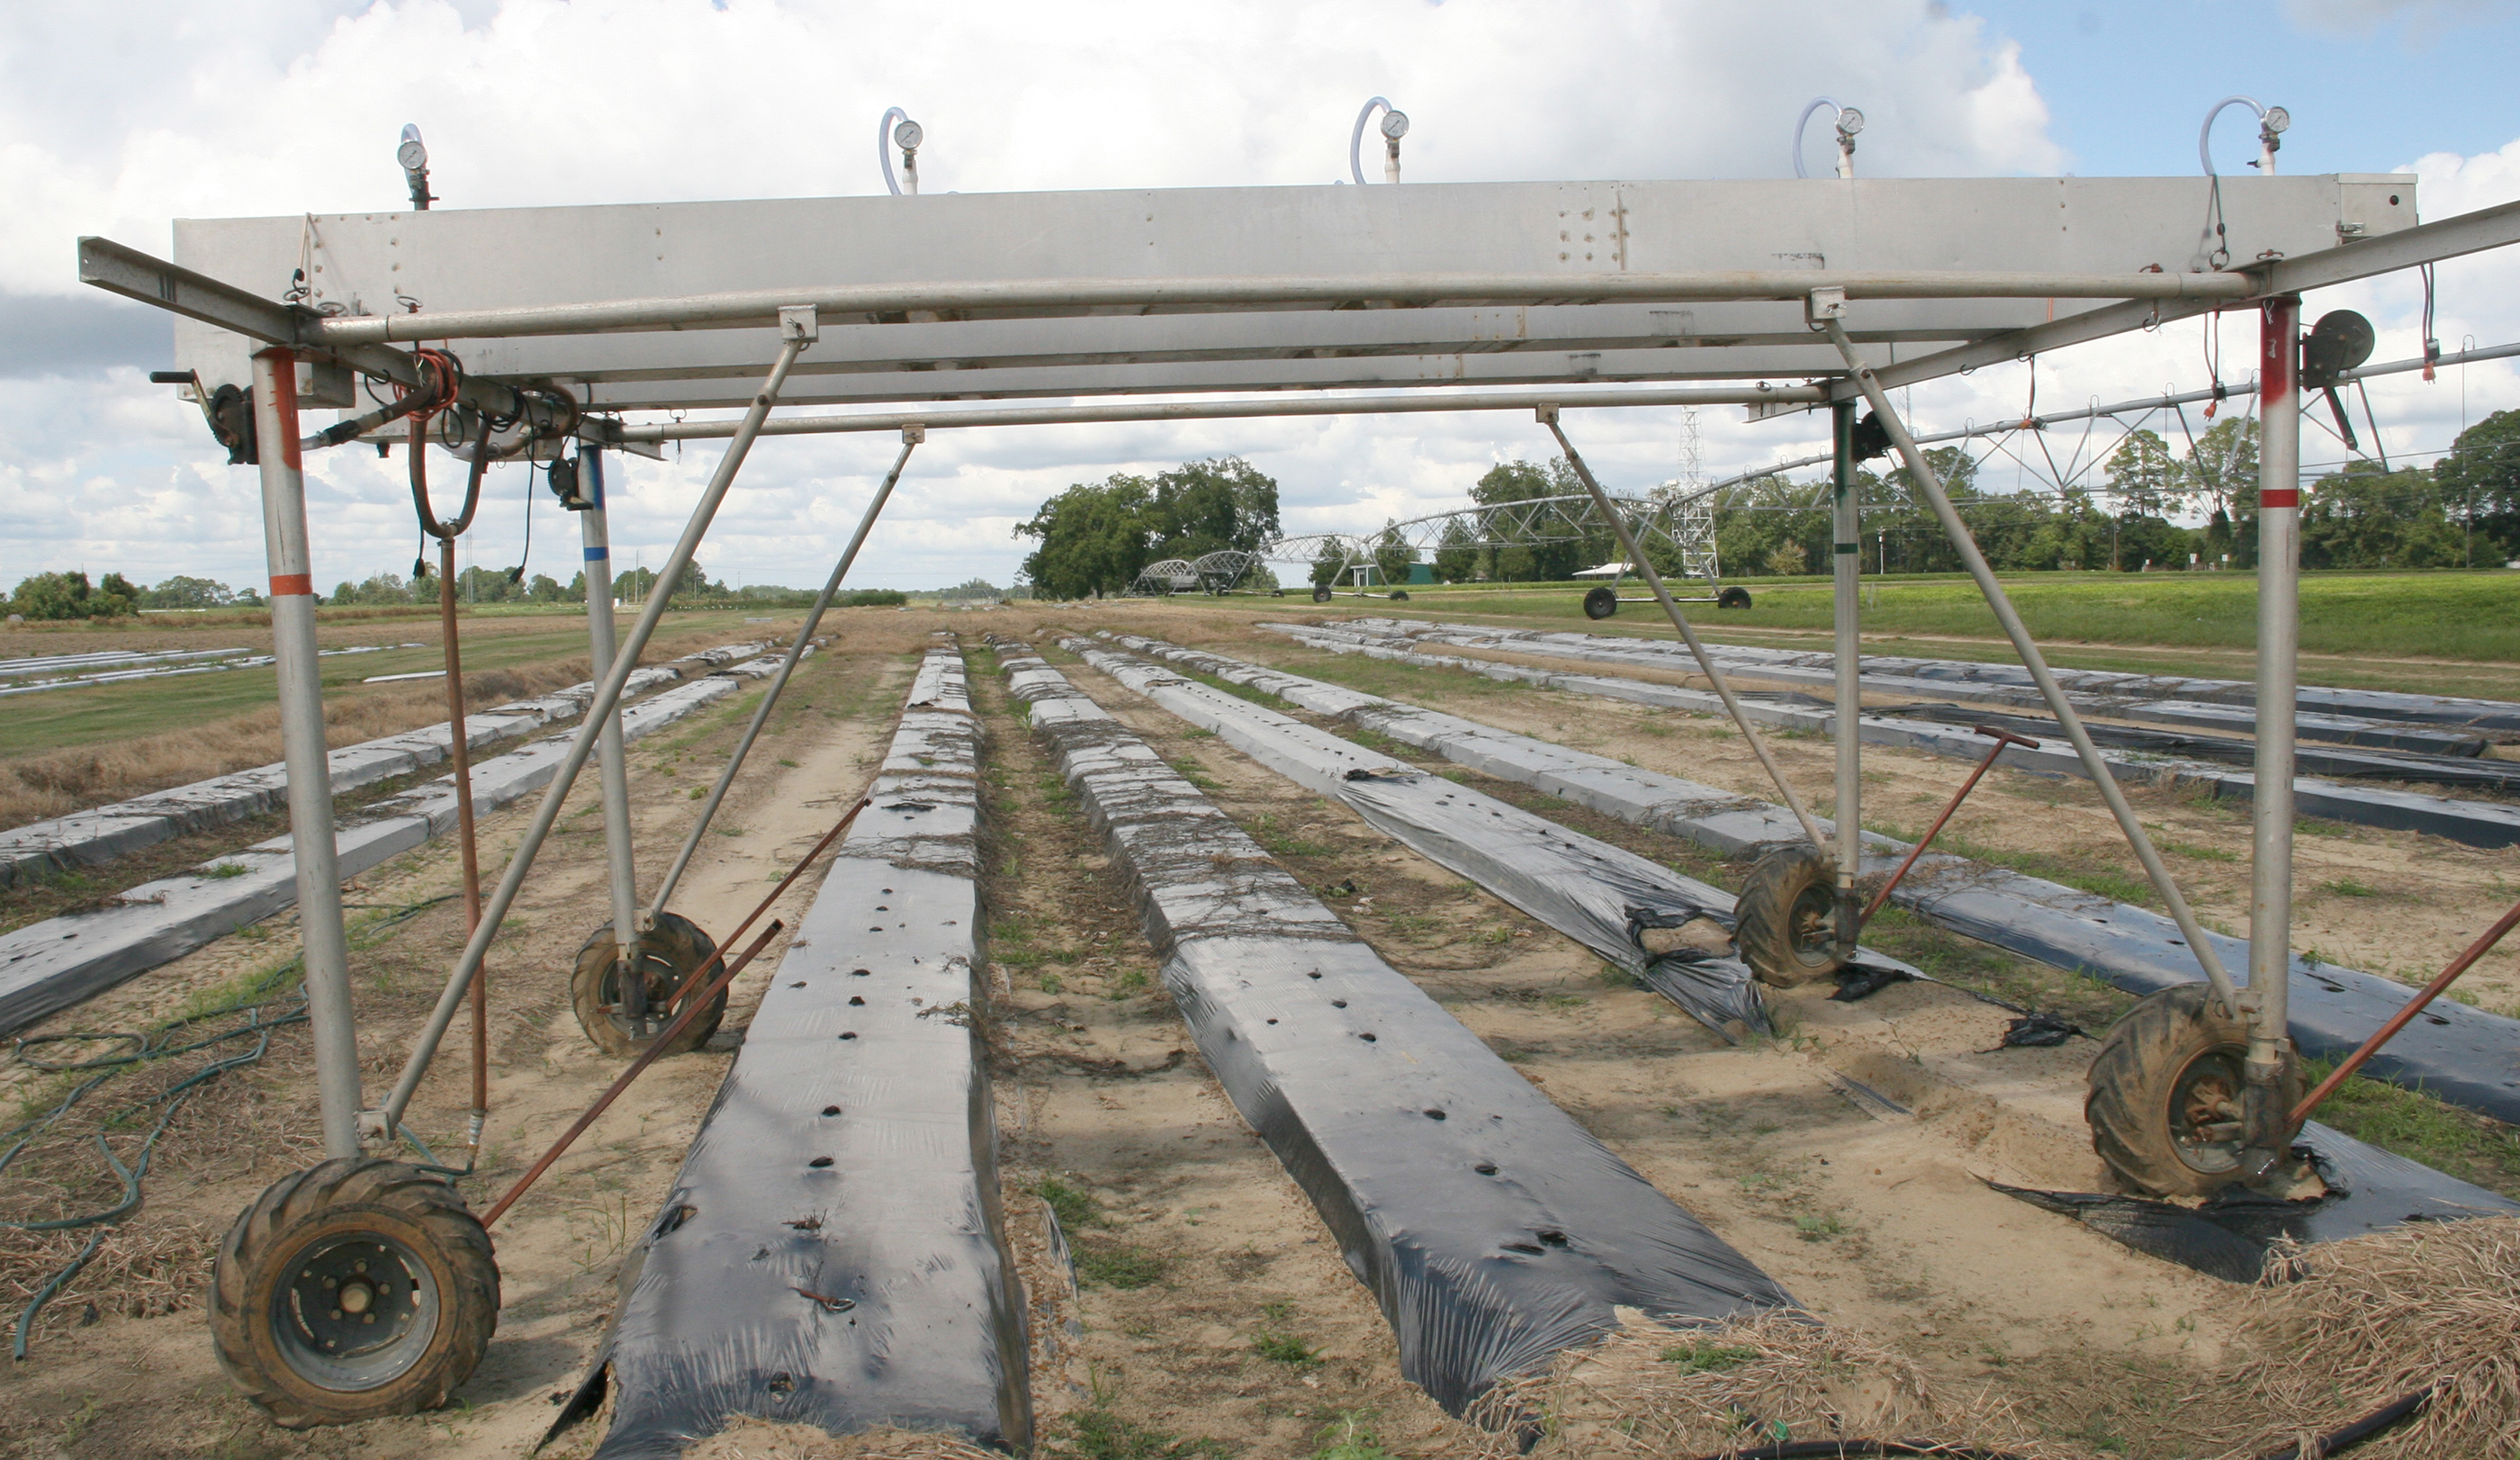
(269, 573), (315, 598)
(2261, 489), (2300, 509)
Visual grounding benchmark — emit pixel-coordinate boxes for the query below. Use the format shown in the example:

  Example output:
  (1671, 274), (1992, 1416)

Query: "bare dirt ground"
(0, 602), (2510, 1460)
(0, 623), (918, 1460)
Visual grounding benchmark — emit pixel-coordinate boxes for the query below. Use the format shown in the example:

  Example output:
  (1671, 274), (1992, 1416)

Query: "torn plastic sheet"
(559, 644), (1029, 1458)
(1994, 1122), (2520, 1284)
(1065, 636), (1922, 1041)
(1260, 622), (2520, 850)
(1099, 632), (2520, 1128)
(993, 641), (1793, 1417)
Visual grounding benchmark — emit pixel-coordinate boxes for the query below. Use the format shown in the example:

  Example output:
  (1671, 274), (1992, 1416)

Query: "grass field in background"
(1236, 568), (2520, 701)
(1329, 570), (2520, 661)
(0, 607), (788, 762)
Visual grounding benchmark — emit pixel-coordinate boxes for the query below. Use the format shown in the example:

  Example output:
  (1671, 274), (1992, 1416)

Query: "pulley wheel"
(211, 1158), (498, 1428)
(570, 911), (726, 1058)
(1388, 589), (1409, 601)
(1732, 844), (1846, 987)
(1312, 585), (1334, 603)
(1716, 585), (1754, 609)
(2085, 983), (2301, 1198)
(1582, 585), (1619, 620)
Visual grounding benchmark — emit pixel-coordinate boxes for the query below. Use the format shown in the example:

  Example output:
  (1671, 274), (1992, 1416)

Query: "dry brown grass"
(0, 1009), (327, 1348)
(0, 664), (581, 828)
(1466, 1308), (2071, 1459)
(2210, 1216), (2520, 1460)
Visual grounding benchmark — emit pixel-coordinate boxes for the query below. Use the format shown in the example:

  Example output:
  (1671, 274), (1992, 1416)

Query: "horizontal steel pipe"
(616, 383), (1824, 442)
(310, 270), (2257, 347)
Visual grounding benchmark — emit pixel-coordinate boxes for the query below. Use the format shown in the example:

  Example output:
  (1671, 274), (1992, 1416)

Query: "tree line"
(7, 572), (249, 620)
(1717, 408), (2520, 578)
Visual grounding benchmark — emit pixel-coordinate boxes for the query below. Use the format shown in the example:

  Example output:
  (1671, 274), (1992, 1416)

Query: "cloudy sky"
(4, 0), (2517, 594)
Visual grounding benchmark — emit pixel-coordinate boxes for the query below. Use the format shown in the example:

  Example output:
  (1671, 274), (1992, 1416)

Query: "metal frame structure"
(74, 159), (2520, 1417)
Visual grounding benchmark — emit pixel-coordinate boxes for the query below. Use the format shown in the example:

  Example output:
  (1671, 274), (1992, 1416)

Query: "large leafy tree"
(1148, 456), (1281, 558)
(1372, 520), (1417, 586)
(1310, 537), (1349, 590)
(1018, 457), (1282, 598)
(2432, 409), (2520, 567)
(10, 571), (137, 620)
(1432, 516), (1480, 582)
(2104, 429), (2182, 519)
(1471, 457), (1588, 579)
(2183, 417), (2259, 568)
(1014, 475), (1157, 599)
(2301, 464), (2463, 570)
(144, 574), (236, 609)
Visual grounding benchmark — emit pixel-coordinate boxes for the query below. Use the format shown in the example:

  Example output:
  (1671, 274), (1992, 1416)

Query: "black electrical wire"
(0, 893), (457, 1358)
(2249, 1386), (2437, 1460)
(1676, 1384), (2436, 1460)
(1688, 1446), (2030, 1459)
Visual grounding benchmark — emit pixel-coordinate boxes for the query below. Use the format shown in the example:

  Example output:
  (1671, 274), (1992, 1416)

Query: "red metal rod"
(666, 796), (870, 1016)
(417, 412), (499, 1139)
(2290, 894), (2520, 1127)
(482, 918), (783, 1228)
(1858, 725), (2041, 927)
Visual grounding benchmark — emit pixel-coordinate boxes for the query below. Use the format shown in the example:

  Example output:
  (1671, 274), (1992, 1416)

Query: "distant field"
(1323, 570), (2520, 662)
(0, 607), (792, 763)
(1225, 569), (2520, 702)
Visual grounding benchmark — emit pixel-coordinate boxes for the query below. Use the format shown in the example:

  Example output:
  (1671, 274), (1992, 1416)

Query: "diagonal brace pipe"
(371, 314), (815, 1136)
(648, 425), (923, 917)
(1542, 408), (1830, 852)
(1820, 314), (2240, 1009)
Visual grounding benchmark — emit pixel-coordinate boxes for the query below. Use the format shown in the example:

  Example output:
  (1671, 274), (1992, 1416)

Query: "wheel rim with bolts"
(270, 1231), (442, 1392)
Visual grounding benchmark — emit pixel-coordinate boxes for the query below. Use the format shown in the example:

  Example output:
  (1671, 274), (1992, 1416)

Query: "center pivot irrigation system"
(1129, 484), (1749, 617)
(73, 93), (2520, 1430)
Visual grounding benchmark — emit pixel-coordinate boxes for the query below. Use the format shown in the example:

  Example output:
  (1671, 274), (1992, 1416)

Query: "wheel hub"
(2168, 1050), (2249, 1175)
(1787, 885), (1837, 962)
(273, 1234), (440, 1391)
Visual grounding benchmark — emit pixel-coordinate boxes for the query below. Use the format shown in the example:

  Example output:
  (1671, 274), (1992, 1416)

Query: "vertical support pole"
(1831, 401), (1863, 958)
(1822, 313), (2241, 1012)
(2248, 294), (2302, 1151)
(249, 348), (362, 1160)
(579, 450), (646, 1009)
(376, 320), (813, 1133)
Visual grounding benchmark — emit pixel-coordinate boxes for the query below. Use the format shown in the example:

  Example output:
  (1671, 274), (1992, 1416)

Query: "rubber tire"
(570, 911), (726, 1059)
(1312, 585), (1334, 603)
(1732, 844), (1846, 988)
(212, 1158), (498, 1428)
(1389, 590), (1409, 601)
(1582, 585), (1618, 620)
(2085, 983), (2302, 1198)
(1716, 585), (1754, 609)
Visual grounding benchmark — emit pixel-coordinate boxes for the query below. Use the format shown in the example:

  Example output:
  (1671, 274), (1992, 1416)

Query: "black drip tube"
(1685, 1385), (2434, 1460)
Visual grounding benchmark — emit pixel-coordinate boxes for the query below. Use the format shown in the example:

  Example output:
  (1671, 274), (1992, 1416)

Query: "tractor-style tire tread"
(2084, 982), (2300, 1198)
(1732, 844), (1843, 988)
(211, 1158), (498, 1428)
(570, 911), (725, 1059)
